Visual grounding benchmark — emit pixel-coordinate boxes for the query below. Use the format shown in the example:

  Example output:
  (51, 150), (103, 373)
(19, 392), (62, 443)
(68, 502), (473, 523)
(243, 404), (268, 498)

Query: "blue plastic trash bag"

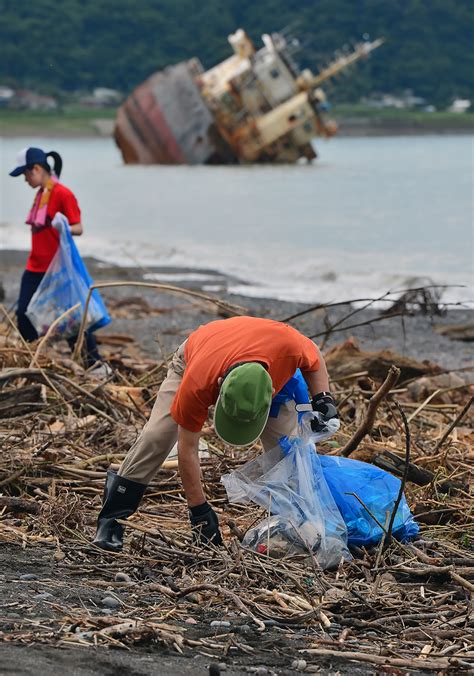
(26, 214), (111, 337)
(318, 455), (419, 547)
(269, 369), (309, 419)
(221, 436), (351, 569)
(277, 415), (419, 548)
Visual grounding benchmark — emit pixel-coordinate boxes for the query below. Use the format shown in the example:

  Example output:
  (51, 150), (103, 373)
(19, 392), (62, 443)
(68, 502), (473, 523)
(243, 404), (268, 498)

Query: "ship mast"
(306, 38), (385, 89)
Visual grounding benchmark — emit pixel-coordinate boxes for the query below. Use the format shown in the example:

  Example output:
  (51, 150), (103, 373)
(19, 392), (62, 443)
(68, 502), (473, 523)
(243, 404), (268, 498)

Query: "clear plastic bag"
(279, 414), (418, 547)
(26, 216), (110, 337)
(221, 429), (351, 569)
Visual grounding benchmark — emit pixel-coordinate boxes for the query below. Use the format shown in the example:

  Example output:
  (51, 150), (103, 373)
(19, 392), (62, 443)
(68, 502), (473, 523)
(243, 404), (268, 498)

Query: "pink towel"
(26, 176), (58, 228)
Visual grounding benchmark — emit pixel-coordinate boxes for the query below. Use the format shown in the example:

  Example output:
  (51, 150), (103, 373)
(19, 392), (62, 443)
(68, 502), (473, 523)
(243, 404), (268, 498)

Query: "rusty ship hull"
(115, 59), (235, 165)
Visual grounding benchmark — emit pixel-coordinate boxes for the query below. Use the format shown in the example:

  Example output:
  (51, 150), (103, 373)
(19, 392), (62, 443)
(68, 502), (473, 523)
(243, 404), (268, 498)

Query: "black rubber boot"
(92, 470), (146, 552)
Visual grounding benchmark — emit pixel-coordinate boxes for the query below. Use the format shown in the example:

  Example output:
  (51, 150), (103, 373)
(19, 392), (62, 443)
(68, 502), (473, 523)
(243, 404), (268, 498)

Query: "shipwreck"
(115, 29), (383, 165)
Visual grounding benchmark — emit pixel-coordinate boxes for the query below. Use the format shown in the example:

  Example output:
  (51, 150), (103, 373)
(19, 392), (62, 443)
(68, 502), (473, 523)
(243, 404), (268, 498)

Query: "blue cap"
(9, 147), (48, 176)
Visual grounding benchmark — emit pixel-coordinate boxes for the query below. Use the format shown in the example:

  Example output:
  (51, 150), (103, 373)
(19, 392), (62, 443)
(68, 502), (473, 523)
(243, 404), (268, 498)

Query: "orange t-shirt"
(170, 317), (320, 432)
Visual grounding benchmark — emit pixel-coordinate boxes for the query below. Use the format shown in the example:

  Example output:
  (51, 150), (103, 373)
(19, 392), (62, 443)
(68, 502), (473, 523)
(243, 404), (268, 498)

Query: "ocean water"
(0, 134), (472, 305)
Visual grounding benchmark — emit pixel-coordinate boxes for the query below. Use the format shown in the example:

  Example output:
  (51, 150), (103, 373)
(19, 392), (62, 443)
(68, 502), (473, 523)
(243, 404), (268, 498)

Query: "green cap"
(214, 363), (273, 446)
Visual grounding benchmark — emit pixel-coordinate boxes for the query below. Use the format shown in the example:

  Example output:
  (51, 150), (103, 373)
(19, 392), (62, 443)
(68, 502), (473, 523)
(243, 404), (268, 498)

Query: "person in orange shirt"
(93, 316), (339, 551)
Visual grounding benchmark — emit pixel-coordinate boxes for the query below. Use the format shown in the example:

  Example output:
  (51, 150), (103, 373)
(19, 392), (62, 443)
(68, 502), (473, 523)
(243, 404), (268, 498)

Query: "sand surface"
(0, 249), (472, 675)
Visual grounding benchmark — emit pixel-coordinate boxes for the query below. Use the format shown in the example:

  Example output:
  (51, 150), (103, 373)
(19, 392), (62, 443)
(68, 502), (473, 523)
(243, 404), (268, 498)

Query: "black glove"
(310, 392), (339, 433)
(189, 502), (223, 546)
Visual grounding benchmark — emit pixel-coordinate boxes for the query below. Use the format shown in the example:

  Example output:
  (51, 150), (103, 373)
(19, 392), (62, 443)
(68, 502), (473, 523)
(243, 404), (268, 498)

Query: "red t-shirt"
(26, 182), (81, 272)
(170, 317), (320, 432)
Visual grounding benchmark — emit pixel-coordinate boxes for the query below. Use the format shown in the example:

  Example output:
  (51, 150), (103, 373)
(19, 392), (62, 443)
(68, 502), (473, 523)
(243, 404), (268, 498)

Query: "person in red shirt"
(9, 147), (102, 367)
(92, 317), (339, 552)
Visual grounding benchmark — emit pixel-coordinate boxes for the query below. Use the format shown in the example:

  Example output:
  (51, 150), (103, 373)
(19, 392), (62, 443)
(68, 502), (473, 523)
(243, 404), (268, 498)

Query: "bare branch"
(386, 399), (411, 544)
(340, 365), (401, 456)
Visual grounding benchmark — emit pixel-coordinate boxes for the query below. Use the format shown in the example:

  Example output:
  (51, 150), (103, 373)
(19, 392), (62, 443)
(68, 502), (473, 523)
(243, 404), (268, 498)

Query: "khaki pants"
(119, 342), (298, 484)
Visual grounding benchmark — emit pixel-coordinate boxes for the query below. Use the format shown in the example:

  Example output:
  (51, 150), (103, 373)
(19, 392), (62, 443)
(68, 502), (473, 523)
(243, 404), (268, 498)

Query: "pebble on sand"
(114, 572), (132, 583)
(291, 659), (307, 671)
(33, 592), (54, 601)
(101, 596), (121, 608)
(209, 664), (226, 676)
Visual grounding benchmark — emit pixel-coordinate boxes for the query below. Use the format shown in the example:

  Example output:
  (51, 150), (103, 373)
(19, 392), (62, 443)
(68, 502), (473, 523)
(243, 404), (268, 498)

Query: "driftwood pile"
(0, 301), (473, 673)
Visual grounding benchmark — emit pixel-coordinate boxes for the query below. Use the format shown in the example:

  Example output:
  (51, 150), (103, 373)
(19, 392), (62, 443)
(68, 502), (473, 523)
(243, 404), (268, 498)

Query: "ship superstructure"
(115, 29), (382, 165)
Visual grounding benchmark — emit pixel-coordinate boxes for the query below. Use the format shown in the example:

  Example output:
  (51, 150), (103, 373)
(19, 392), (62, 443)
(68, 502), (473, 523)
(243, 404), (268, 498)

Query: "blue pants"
(17, 270), (101, 368)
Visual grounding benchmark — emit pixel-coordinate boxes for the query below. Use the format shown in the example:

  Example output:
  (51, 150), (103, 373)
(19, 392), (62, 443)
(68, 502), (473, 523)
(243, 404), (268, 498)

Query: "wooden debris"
(324, 338), (440, 383)
(407, 372), (471, 403)
(0, 496), (40, 514)
(373, 449), (466, 494)
(380, 286), (445, 317)
(434, 322), (474, 342)
(341, 365), (400, 456)
(0, 313), (472, 670)
(96, 333), (136, 345)
(0, 384), (45, 418)
(105, 385), (148, 410)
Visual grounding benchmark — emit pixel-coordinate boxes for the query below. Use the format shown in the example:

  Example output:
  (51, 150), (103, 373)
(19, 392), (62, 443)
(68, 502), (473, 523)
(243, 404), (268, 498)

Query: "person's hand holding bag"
(296, 392), (340, 441)
(51, 212), (69, 233)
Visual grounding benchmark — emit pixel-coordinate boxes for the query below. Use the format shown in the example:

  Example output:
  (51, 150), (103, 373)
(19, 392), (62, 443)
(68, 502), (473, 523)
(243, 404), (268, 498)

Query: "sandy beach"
(1, 249), (473, 371)
(1, 249), (473, 676)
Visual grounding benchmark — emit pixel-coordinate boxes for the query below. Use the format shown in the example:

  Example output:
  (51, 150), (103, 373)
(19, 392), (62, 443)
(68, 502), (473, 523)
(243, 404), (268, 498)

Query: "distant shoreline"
(336, 119), (474, 136)
(1, 107), (473, 139)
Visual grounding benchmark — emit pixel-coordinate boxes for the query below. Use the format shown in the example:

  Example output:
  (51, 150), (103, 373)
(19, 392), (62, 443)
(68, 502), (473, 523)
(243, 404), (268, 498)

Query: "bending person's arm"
(178, 425), (222, 546)
(301, 344), (330, 395)
(300, 343), (339, 439)
(177, 426), (205, 507)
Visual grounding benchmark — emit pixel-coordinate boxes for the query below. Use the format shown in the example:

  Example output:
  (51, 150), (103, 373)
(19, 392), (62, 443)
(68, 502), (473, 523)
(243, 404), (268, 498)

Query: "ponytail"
(46, 151), (63, 178)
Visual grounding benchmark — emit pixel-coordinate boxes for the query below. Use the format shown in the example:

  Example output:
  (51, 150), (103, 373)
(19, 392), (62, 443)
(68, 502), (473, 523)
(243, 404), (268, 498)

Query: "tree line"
(1, 0), (472, 106)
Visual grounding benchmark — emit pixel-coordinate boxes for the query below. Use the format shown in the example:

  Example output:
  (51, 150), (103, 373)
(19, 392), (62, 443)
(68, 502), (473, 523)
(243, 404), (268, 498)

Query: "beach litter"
(0, 301), (473, 672)
(222, 432), (350, 569)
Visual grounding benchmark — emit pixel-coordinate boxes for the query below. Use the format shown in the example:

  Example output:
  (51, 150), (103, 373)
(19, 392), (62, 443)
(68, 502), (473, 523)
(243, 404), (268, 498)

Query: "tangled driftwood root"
(0, 309), (473, 672)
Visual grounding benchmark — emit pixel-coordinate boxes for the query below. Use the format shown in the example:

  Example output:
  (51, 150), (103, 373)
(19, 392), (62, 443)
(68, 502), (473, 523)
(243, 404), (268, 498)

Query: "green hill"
(1, 0), (472, 106)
